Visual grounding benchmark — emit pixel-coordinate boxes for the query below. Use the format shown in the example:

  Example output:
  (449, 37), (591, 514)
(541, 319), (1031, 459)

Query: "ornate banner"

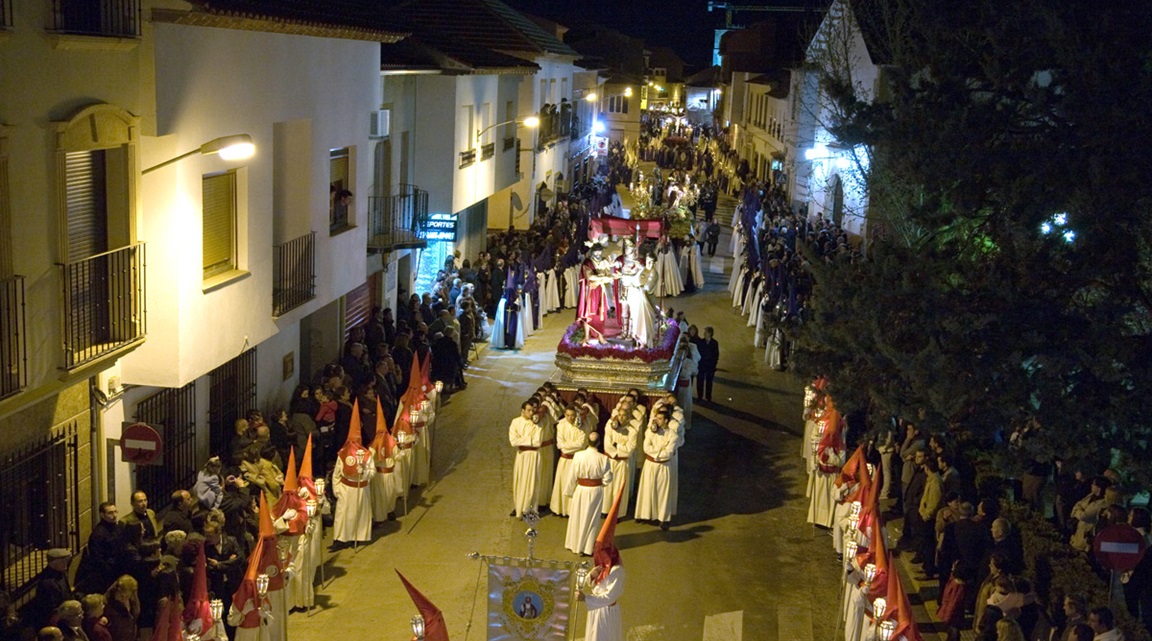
(487, 563), (571, 640)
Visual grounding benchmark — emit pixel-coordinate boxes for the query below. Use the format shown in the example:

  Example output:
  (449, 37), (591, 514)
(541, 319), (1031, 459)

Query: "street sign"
(1093, 523), (1148, 572)
(120, 422), (163, 466)
(421, 213), (458, 242)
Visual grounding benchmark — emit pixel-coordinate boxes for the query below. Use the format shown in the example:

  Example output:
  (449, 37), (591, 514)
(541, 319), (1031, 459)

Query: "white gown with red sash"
(332, 444), (376, 543)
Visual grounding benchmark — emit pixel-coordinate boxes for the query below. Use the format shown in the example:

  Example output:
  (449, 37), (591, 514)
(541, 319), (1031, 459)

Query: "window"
(134, 383), (197, 506)
(561, 78), (568, 102)
(0, 422), (80, 603)
(609, 96), (630, 114)
(461, 106), (474, 150)
(208, 348), (257, 457)
(202, 171), (237, 279)
(329, 148), (352, 233)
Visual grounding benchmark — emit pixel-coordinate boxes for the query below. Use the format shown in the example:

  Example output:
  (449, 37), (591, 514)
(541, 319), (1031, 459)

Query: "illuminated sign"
(422, 213), (458, 242)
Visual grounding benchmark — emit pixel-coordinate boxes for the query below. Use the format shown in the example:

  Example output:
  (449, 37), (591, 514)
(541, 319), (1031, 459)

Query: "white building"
(794, 0), (886, 238)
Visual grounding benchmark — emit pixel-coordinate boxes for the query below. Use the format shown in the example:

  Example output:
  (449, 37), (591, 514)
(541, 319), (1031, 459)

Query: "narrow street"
(291, 195), (842, 641)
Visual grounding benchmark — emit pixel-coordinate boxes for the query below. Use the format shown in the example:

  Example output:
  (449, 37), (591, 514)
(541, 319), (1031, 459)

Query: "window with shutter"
(202, 171), (236, 279)
(330, 148), (351, 232)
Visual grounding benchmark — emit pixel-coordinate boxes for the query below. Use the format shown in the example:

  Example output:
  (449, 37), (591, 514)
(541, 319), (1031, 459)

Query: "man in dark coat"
(76, 502), (122, 593)
(23, 549), (74, 628)
(695, 327), (720, 402)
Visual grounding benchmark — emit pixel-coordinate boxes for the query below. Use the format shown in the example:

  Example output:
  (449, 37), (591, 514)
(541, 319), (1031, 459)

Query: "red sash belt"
(518, 446), (539, 451)
(375, 466), (394, 473)
(341, 477), (370, 488)
(645, 455), (667, 464)
(610, 454), (631, 461)
(398, 443), (414, 450)
(560, 453), (575, 459)
(540, 439), (556, 447)
(577, 478), (603, 487)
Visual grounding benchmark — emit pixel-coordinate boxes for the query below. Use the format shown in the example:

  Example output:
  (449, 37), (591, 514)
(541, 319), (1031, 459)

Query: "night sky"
(504, 0), (829, 70)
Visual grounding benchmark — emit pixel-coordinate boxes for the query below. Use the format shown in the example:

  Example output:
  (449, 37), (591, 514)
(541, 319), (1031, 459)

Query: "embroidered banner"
(487, 563), (571, 640)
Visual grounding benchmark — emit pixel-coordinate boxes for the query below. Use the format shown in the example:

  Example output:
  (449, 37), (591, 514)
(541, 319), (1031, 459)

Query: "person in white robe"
(550, 407), (586, 516)
(619, 247), (657, 347)
(271, 450), (313, 612)
(633, 407), (677, 528)
(807, 405), (846, 528)
(293, 435), (324, 607)
(369, 399), (399, 522)
(652, 241), (683, 298)
(679, 232), (706, 291)
(331, 402), (376, 544)
(520, 289), (535, 336)
(545, 268), (561, 312)
(582, 484), (627, 641)
(509, 401), (543, 518)
(563, 262), (580, 309)
(564, 433), (612, 555)
(602, 406), (640, 517)
(534, 399), (557, 509)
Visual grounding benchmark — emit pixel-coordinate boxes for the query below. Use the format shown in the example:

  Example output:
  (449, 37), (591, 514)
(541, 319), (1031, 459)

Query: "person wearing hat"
(25, 549), (74, 628)
(396, 571), (448, 641)
(580, 486), (626, 641)
(272, 449), (311, 612)
(369, 398), (400, 524)
(331, 400), (376, 547)
(293, 435), (324, 612)
(227, 497), (281, 641)
(564, 433), (612, 556)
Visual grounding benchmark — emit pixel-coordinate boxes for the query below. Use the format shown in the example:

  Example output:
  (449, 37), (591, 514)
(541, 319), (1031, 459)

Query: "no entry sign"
(1093, 524), (1148, 572)
(120, 422), (163, 466)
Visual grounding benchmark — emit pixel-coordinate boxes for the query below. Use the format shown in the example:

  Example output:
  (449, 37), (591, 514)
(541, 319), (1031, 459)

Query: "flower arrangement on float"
(558, 320), (680, 363)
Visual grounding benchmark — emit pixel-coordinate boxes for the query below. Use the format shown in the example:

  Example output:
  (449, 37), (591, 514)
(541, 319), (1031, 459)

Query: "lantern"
(314, 477), (326, 498)
(434, 381), (443, 393)
(844, 540), (858, 562)
(850, 501), (862, 517)
(256, 573), (269, 597)
(306, 498), (317, 518)
(209, 599), (223, 621)
(411, 614), (425, 640)
(873, 597), (887, 619)
(878, 620), (895, 641)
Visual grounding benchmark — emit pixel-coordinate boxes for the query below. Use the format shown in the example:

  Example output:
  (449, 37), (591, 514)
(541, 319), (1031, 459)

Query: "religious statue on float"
(576, 243), (620, 343)
(617, 240), (658, 348)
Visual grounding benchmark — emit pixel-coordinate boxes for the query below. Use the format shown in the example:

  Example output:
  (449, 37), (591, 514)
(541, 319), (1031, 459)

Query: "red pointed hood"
(370, 396), (396, 457)
(396, 570), (449, 641)
(592, 484), (625, 582)
(182, 540), (212, 634)
(883, 569), (922, 640)
(836, 445), (866, 488)
(402, 353), (423, 407)
(817, 403), (845, 451)
(339, 399), (365, 457)
(274, 448), (307, 534)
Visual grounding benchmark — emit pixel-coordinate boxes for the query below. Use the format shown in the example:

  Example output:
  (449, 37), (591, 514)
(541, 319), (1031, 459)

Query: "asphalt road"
(289, 195), (842, 641)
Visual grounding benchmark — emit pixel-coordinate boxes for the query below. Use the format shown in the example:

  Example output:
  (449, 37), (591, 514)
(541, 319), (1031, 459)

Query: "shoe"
(660, 521), (670, 531)
(509, 510), (517, 517)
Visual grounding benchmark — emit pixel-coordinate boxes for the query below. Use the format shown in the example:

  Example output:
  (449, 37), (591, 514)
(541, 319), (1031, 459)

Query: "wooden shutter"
(65, 150), (108, 263)
(202, 172), (235, 277)
(343, 272), (379, 340)
(330, 151), (349, 191)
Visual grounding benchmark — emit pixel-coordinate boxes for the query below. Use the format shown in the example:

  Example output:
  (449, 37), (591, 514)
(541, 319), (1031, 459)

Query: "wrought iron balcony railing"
(272, 231), (316, 317)
(60, 243), (145, 370)
(367, 184), (429, 251)
(50, 0), (141, 37)
(0, 275), (26, 401)
(459, 149), (476, 168)
(481, 142), (495, 161)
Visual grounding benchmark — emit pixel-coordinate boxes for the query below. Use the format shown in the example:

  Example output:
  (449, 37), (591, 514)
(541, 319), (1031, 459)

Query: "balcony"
(481, 142), (495, 161)
(0, 276), (26, 401)
(50, 0), (141, 38)
(272, 231), (316, 317)
(503, 136), (516, 152)
(367, 185), (429, 252)
(60, 243), (145, 371)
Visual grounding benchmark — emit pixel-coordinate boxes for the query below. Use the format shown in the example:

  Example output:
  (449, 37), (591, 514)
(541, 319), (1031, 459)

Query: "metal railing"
(481, 142), (495, 161)
(134, 382), (198, 505)
(503, 136), (516, 152)
(60, 243), (145, 370)
(0, 421), (80, 605)
(208, 348), (257, 458)
(459, 149), (476, 168)
(0, 275), (26, 401)
(273, 231), (316, 317)
(367, 184), (429, 251)
(50, 0), (141, 37)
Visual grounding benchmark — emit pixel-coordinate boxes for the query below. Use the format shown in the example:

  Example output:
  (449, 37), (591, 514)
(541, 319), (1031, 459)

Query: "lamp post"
(476, 116), (539, 145)
(143, 134), (256, 174)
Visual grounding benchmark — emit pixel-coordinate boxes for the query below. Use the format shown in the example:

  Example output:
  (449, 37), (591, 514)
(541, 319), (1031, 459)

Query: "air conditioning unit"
(370, 109), (390, 139)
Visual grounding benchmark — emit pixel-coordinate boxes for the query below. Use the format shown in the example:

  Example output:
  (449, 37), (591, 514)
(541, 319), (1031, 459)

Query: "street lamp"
(585, 92), (598, 102)
(143, 134), (256, 174)
(476, 117), (539, 143)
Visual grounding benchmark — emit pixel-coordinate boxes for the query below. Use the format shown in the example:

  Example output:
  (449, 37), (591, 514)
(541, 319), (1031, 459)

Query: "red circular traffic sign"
(1093, 524), (1148, 572)
(120, 422), (163, 466)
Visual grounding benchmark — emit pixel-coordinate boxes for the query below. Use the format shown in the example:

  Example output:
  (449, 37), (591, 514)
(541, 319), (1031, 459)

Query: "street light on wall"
(475, 116), (539, 143)
(142, 134), (256, 174)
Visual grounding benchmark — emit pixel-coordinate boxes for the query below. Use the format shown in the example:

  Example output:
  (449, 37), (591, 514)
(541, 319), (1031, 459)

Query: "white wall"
(121, 23), (381, 388)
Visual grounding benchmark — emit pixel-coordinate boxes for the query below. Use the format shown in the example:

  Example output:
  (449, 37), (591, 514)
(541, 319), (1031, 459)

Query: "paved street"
(290, 197), (843, 641)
